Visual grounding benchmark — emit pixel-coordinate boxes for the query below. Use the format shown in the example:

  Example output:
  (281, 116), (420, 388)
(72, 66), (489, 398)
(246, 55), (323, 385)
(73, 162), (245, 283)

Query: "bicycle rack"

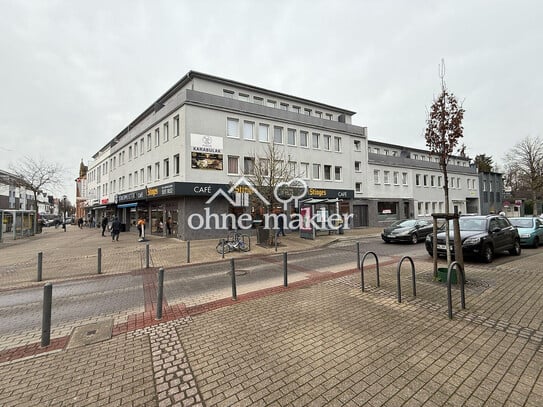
(446, 261), (466, 319)
(360, 251), (380, 292)
(397, 256), (416, 303)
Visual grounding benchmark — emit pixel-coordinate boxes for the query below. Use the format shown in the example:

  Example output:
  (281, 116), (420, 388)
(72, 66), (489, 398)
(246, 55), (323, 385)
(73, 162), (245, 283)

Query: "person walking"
(101, 216), (108, 237)
(111, 217), (121, 241)
(137, 217), (145, 238)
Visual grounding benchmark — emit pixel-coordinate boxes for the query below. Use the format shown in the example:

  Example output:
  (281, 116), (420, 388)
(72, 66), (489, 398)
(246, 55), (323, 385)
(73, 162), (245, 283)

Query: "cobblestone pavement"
(1, 226), (543, 406)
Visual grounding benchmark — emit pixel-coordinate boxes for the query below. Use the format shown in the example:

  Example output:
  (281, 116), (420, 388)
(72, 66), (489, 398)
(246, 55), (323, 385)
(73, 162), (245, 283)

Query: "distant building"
(478, 171), (505, 215)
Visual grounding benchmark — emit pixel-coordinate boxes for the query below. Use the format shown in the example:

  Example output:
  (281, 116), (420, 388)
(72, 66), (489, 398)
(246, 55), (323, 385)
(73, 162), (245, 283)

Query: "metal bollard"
(145, 243), (150, 268)
(275, 235), (278, 252)
(41, 283), (53, 347)
(156, 267), (164, 320)
(222, 240), (225, 259)
(356, 242), (360, 270)
(283, 252), (288, 287)
(187, 240), (191, 263)
(97, 248), (102, 274)
(37, 252), (43, 282)
(230, 258), (237, 300)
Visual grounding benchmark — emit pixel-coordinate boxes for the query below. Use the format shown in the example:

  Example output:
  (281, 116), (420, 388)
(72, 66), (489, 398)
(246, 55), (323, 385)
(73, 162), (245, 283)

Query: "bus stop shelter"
(0, 209), (36, 243)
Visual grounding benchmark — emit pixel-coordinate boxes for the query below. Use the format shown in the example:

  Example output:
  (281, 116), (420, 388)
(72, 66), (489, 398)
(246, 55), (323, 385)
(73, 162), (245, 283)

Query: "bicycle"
(216, 231), (250, 253)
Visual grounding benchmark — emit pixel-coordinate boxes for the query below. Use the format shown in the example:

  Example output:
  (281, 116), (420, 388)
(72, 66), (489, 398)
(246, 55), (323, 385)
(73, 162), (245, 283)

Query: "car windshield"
(509, 218), (533, 228)
(455, 218), (487, 231)
(391, 220), (417, 228)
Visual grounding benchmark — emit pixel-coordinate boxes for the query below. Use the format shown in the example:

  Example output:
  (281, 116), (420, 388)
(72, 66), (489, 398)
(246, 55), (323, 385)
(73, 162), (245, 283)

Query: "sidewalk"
(0, 224), (382, 290)
(1, 226), (543, 406)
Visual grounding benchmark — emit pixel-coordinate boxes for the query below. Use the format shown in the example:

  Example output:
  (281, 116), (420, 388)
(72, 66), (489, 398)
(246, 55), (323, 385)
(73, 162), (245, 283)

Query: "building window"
(253, 96), (264, 105)
(415, 174), (421, 186)
(384, 171), (390, 184)
(243, 157), (255, 174)
(238, 93), (249, 101)
(280, 103), (289, 110)
(163, 122), (169, 143)
(431, 175), (435, 187)
(287, 129), (296, 145)
(355, 161), (361, 172)
(273, 127), (283, 144)
(173, 154), (180, 176)
(227, 118), (239, 138)
(355, 182), (362, 193)
(312, 133), (320, 149)
(423, 175), (428, 186)
(128, 146), (133, 161)
(288, 161), (296, 175)
(173, 116), (179, 138)
(267, 99), (276, 108)
(147, 165), (152, 182)
(140, 138), (145, 155)
(334, 136), (341, 152)
(304, 108), (312, 116)
(324, 165), (332, 180)
(402, 172), (408, 185)
(228, 156), (239, 174)
(155, 162), (160, 180)
(315, 111), (322, 118)
(134, 142), (138, 158)
(313, 164), (321, 179)
(243, 121), (254, 140)
(223, 89), (235, 98)
(300, 131), (308, 147)
(354, 140), (361, 151)
(374, 170), (380, 184)
(292, 105), (301, 113)
(155, 128), (160, 147)
(323, 135), (331, 150)
(300, 162), (309, 179)
(393, 172), (399, 185)
(164, 158), (170, 178)
(334, 166), (342, 181)
(258, 124), (269, 142)
(259, 159), (269, 176)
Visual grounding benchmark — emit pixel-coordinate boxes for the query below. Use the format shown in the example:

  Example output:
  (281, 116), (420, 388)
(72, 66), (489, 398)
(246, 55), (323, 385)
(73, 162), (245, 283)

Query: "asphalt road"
(1, 236), (537, 340)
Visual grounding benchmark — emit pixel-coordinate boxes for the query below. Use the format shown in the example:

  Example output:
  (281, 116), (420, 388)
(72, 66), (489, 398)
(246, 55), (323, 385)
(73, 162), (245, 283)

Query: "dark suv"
(425, 215), (521, 263)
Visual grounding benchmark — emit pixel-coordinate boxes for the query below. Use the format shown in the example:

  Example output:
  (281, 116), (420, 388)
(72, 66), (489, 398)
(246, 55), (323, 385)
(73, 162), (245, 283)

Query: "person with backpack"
(111, 217), (121, 241)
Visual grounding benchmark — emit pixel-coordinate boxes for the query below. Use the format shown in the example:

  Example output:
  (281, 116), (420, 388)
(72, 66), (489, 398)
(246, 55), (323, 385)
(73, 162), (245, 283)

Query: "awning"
(117, 203), (138, 209)
(92, 206), (107, 210)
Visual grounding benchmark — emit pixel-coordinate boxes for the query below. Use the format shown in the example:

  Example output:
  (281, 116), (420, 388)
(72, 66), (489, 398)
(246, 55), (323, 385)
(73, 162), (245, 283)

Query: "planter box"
(438, 267), (457, 284)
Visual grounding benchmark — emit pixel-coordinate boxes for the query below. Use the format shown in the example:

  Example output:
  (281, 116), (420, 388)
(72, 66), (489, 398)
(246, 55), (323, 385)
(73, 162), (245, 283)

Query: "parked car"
(425, 214), (521, 263)
(509, 217), (543, 248)
(382, 219), (433, 244)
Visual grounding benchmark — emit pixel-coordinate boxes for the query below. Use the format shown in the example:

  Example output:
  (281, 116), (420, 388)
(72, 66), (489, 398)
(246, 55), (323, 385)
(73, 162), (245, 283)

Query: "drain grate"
(67, 320), (113, 349)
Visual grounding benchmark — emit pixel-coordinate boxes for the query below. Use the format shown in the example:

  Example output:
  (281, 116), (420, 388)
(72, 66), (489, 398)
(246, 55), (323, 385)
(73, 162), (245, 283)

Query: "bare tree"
(424, 60), (465, 264)
(244, 142), (300, 244)
(504, 136), (543, 215)
(7, 156), (64, 233)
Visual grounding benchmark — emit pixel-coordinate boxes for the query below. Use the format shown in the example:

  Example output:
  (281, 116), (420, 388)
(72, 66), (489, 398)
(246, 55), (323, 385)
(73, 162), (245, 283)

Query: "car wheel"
(509, 240), (521, 256)
(411, 233), (418, 244)
(481, 244), (494, 263)
(533, 237), (539, 249)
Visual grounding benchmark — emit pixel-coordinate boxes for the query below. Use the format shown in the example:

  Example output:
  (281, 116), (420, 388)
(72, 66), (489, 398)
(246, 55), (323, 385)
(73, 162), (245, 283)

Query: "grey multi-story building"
(478, 171), (505, 215)
(87, 71), (367, 239)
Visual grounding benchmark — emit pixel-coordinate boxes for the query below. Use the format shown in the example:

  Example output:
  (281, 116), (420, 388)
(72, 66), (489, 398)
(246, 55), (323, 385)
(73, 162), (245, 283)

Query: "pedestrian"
(78, 217), (83, 229)
(137, 217), (145, 238)
(101, 216), (108, 237)
(111, 217), (121, 241)
(166, 217), (172, 235)
(276, 212), (286, 237)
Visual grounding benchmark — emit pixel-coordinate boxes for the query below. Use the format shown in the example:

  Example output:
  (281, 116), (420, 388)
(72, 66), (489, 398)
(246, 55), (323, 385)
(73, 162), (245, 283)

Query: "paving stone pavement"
(1, 226), (543, 406)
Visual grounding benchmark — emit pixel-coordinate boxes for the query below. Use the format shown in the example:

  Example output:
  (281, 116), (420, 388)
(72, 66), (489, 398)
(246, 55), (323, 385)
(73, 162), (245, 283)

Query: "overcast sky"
(1, 0), (541, 203)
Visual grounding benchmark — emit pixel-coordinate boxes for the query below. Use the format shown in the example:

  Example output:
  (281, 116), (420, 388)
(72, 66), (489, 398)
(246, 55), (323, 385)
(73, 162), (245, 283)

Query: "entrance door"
(353, 205), (368, 227)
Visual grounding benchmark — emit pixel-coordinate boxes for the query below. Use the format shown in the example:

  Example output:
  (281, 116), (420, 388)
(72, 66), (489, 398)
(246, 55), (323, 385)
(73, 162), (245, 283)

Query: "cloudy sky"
(1, 0), (541, 202)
